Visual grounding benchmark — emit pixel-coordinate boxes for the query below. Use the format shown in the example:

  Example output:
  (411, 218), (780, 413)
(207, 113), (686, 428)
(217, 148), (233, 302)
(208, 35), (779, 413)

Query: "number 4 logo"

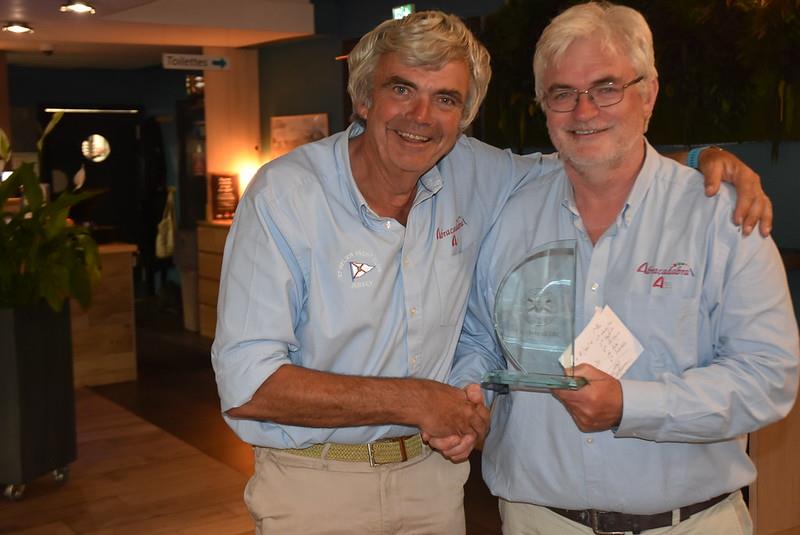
(652, 276), (665, 288)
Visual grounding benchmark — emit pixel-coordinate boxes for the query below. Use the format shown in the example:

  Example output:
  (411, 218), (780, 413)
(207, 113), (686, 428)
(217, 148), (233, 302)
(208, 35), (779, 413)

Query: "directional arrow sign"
(162, 53), (230, 71)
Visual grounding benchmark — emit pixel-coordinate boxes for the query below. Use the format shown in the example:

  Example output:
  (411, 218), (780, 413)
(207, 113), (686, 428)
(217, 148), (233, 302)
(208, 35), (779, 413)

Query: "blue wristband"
(687, 146), (707, 169)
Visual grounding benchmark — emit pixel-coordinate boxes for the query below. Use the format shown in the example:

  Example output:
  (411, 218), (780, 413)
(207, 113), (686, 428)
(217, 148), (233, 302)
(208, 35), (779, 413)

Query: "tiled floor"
(92, 298), (502, 534)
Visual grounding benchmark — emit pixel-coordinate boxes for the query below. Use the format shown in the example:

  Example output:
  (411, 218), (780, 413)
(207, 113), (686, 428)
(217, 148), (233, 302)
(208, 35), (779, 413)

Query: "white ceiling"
(0, 0), (315, 69)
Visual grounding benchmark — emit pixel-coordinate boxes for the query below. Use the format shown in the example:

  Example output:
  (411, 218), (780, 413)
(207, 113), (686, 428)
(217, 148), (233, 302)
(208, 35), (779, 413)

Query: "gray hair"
(533, 1), (658, 104)
(347, 10), (491, 130)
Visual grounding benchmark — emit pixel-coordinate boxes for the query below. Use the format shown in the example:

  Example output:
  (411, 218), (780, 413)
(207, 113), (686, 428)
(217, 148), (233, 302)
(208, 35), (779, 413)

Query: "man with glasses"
(448, 2), (799, 533)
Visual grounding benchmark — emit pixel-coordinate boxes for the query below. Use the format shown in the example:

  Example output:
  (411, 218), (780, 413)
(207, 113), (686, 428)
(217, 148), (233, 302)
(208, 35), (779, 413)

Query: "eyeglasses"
(544, 76), (645, 113)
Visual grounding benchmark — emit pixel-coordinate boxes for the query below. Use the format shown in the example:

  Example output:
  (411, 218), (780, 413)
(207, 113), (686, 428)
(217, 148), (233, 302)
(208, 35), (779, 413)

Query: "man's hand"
(423, 384), (489, 463)
(551, 364), (623, 433)
(697, 147), (772, 237)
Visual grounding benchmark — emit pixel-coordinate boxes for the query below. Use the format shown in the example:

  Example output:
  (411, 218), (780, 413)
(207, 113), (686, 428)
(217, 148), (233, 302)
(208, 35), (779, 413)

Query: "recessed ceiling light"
(2, 22), (33, 34)
(59, 1), (96, 14)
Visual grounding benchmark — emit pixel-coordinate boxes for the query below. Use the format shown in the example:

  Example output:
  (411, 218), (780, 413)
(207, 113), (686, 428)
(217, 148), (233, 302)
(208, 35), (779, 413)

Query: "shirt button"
(591, 282), (599, 292)
(411, 355), (418, 366)
(586, 437), (593, 444)
(384, 221), (391, 229)
(410, 307), (417, 317)
(403, 257), (410, 267)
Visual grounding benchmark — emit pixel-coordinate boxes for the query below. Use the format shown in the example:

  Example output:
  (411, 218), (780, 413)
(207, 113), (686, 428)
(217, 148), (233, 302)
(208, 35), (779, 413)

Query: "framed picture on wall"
(210, 173), (239, 220)
(269, 113), (329, 159)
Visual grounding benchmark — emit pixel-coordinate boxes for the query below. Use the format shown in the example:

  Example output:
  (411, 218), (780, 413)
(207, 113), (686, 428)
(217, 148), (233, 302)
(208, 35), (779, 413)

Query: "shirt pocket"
(607, 292), (700, 379)
(434, 241), (477, 326)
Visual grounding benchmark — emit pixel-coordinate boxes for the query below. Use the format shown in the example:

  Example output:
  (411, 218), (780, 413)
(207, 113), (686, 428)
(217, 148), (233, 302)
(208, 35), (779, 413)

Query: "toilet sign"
(162, 53), (229, 71)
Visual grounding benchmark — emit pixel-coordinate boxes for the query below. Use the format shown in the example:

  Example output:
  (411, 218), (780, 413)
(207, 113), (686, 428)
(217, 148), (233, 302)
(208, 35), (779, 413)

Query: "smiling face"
(542, 37), (658, 175)
(355, 52), (470, 183)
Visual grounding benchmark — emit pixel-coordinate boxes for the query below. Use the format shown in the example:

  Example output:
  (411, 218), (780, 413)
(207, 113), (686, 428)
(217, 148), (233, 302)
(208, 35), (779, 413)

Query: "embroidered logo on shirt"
(350, 262), (374, 280)
(636, 262), (695, 289)
(337, 250), (380, 289)
(436, 216), (467, 254)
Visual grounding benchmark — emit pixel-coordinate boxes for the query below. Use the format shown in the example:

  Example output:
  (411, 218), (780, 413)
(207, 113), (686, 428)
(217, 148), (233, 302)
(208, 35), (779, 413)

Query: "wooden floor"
(0, 389), (253, 534)
(0, 297), (501, 534)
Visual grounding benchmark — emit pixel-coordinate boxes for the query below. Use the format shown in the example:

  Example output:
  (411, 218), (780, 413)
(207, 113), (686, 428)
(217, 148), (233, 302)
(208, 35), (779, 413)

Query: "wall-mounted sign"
(210, 173), (239, 220)
(162, 53), (229, 71)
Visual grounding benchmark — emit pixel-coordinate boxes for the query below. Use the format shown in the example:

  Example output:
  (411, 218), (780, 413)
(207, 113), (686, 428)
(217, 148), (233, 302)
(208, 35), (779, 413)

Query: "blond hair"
(348, 11), (491, 130)
(533, 1), (657, 104)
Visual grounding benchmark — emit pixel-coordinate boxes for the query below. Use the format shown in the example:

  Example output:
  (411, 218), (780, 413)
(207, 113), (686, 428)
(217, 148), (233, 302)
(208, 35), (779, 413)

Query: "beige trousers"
(245, 445), (470, 534)
(499, 491), (753, 535)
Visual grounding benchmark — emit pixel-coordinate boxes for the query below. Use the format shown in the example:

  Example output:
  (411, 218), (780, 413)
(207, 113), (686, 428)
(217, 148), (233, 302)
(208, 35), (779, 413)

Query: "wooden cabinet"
(197, 221), (231, 338)
(749, 402), (800, 535)
(749, 251), (800, 535)
(71, 243), (137, 387)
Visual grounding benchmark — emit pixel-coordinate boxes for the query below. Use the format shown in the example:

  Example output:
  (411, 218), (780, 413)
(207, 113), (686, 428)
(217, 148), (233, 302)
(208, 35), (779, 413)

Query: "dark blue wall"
(8, 65), (188, 187)
(312, 0), (504, 38)
(259, 0), (505, 152)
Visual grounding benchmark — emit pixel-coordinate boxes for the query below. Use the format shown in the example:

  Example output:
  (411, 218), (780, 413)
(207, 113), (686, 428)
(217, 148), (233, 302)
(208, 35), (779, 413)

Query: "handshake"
(413, 382), (489, 463)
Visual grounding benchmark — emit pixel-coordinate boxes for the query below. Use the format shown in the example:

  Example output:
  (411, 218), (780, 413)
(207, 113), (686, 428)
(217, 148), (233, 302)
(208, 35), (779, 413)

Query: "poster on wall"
(269, 113), (329, 159)
(210, 173), (239, 220)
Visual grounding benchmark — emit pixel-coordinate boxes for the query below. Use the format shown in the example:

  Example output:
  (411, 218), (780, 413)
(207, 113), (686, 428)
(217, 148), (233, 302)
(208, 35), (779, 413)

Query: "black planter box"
(0, 303), (76, 485)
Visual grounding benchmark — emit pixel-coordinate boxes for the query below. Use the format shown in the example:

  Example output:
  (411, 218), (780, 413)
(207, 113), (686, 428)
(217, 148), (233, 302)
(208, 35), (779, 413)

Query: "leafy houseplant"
(0, 114), (101, 310)
(0, 113), (101, 500)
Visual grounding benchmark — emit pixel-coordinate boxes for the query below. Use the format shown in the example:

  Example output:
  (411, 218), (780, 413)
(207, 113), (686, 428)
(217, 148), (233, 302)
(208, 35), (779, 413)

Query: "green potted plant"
(0, 112), (101, 500)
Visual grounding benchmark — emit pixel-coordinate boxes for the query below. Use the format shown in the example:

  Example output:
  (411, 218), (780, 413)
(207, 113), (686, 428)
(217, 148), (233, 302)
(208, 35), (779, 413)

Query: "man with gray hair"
(212, 8), (771, 534)
(450, 2), (798, 533)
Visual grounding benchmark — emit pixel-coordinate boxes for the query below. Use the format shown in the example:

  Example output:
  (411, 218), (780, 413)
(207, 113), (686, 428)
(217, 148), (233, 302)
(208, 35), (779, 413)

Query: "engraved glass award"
(482, 239), (586, 392)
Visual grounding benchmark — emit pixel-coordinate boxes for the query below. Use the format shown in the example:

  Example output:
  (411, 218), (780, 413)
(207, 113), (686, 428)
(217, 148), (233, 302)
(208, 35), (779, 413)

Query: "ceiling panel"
(0, 0), (314, 68)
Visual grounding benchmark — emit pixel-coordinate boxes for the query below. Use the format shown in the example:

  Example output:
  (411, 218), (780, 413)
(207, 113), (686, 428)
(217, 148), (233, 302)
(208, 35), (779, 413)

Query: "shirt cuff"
(615, 379), (667, 438)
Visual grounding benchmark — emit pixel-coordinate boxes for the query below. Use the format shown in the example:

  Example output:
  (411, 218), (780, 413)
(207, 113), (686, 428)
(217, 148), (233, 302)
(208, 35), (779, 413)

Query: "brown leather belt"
(546, 492), (730, 534)
(282, 434), (424, 467)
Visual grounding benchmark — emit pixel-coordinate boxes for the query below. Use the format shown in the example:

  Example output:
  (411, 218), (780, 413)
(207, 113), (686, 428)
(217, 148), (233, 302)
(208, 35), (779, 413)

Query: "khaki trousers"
(499, 491), (753, 535)
(245, 445), (470, 534)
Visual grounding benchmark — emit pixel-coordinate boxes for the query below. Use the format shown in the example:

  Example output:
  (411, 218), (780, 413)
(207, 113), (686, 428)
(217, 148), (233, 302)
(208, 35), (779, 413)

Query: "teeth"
(397, 130), (430, 142)
(574, 129), (599, 135)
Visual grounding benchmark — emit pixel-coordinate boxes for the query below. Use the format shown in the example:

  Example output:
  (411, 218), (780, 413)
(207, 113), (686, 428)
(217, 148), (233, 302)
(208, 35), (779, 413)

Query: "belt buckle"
(366, 437), (408, 467)
(590, 510), (625, 535)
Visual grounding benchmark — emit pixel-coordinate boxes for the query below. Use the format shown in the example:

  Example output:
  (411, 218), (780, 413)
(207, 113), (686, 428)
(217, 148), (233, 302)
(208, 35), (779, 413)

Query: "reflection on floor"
(95, 299), (503, 534)
(0, 389), (252, 534)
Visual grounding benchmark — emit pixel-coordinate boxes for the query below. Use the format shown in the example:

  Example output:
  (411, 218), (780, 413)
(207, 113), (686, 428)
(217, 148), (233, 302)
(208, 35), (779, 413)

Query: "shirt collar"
(338, 121), (445, 227)
(620, 139), (659, 228)
(337, 122), (370, 219)
(558, 138), (659, 228)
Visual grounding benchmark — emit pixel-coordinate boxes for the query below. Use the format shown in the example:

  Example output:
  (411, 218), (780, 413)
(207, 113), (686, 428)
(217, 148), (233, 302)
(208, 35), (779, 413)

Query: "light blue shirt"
(452, 142), (799, 514)
(211, 123), (555, 449)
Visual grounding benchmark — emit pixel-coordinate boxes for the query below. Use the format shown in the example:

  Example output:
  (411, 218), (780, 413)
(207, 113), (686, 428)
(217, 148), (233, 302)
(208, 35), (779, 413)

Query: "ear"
(355, 100), (370, 121)
(642, 77), (659, 117)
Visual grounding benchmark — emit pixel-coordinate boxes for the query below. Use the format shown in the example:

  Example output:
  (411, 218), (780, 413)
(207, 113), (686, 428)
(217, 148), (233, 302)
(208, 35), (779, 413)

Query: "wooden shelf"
(197, 221), (231, 338)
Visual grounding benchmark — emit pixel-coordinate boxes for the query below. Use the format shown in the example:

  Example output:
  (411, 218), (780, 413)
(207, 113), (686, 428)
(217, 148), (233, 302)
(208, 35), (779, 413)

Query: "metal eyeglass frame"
(545, 75), (645, 113)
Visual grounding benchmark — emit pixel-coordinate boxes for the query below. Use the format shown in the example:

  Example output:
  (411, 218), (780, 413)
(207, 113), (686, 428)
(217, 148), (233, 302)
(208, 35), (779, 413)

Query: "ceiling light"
(2, 22), (33, 34)
(59, 1), (96, 14)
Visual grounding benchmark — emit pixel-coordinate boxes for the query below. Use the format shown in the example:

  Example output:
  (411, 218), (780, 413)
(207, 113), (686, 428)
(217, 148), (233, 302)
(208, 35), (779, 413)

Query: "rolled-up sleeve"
(618, 230), (800, 442)
(211, 179), (306, 413)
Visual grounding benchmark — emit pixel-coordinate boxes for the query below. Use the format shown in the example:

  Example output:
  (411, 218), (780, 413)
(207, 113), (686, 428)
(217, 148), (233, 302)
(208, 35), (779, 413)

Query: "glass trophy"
(481, 239), (587, 393)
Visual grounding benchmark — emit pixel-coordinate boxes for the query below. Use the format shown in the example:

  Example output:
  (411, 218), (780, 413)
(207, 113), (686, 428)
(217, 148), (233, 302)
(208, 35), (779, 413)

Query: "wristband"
(686, 146), (706, 169)
(687, 145), (723, 170)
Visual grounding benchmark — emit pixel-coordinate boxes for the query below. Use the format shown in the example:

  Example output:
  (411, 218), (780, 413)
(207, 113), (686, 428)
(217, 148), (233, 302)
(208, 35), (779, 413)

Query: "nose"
(407, 97), (432, 124)
(572, 91), (599, 120)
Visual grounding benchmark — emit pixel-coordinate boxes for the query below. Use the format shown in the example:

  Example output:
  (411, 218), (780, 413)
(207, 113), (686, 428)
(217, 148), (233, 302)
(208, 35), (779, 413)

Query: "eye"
(438, 95), (456, 106)
(392, 85), (410, 96)
(594, 86), (620, 96)
(550, 90), (574, 102)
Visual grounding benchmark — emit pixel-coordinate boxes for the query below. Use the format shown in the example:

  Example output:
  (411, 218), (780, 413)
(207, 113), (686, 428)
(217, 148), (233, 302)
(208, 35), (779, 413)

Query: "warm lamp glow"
(237, 163), (260, 193)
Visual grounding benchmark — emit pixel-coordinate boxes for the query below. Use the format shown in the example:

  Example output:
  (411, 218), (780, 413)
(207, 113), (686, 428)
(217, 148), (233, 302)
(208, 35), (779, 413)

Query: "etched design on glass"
(483, 239), (586, 391)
